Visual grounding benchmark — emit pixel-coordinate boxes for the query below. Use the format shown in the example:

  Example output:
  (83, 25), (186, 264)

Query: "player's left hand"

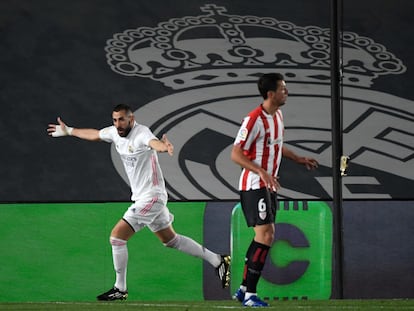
(298, 157), (319, 170)
(161, 134), (174, 156)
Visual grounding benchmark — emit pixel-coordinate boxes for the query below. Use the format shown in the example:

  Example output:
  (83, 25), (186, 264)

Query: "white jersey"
(99, 122), (167, 202)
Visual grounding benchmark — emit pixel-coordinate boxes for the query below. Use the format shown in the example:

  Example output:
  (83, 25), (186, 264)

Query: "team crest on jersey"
(259, 212), (267, 220)
(105, 4), (413, 200)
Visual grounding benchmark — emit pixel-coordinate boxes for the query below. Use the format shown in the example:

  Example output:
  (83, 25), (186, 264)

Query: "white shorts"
(122, 197), (174, 233)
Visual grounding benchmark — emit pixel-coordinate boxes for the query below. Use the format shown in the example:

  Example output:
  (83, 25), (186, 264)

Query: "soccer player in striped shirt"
(231, 73), (318, 307)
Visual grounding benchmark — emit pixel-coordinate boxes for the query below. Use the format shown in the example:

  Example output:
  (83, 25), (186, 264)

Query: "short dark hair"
(257, 73), (284, 99)
(113, 104), (133, 115)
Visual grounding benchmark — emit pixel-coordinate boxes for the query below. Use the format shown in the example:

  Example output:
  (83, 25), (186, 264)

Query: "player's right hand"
(258, 169), (281, 192)
(47, 117), (73, 137)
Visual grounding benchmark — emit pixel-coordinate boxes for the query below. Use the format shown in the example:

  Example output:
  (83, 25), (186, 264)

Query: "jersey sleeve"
(234, 115), (259, 150)
(137, 125), (157, 147)
(99, 126), (116, 143)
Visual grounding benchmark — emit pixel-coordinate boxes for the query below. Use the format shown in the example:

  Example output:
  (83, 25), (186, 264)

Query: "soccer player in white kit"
(47, 104), (230, 300)
(231, 73), (318, 307)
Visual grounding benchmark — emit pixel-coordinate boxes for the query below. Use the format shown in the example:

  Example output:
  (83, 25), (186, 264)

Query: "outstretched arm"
(149, 134), (174, 156)
(282, 146), (318, 170)
(47, 117), (101, 141)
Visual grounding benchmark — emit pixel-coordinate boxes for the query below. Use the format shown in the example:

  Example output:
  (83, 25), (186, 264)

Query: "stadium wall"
(1, 0), (413, 302)
(1, 200), (412, 302)
(1, 0), (413, 202)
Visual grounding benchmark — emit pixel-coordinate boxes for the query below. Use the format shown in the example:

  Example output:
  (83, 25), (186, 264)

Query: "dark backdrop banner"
(1, 0), (413, 202)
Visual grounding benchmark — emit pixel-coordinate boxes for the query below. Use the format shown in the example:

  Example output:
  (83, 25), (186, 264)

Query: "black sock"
(244, 240), (270, 293)
(241, 240), (256, 287)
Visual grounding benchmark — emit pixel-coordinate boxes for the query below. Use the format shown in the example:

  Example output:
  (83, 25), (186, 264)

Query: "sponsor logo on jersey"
(238, 128), (248, 141)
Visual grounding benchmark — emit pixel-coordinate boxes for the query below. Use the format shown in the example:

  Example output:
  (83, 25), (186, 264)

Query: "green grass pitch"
(1, 300), (413, 311)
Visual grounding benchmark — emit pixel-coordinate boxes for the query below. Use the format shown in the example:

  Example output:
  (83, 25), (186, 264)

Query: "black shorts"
(240, 188), (278, 227)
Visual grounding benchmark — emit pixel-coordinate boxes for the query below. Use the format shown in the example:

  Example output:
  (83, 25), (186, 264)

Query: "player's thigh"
(148, 205), (175, 241)
(122, 198), (166, 233)
(240, 188), (277, 227)
(111, 219), (135, 240)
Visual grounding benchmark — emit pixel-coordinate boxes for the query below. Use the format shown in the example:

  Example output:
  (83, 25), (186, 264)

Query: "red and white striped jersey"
(234, 105), (284, 191)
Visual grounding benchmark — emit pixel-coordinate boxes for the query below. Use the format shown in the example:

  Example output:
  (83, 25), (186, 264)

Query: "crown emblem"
(105, 4), (406, 89)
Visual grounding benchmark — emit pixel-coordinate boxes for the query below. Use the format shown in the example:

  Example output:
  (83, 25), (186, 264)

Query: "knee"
(110, 236), (127, 246)
(163, 234), (179, 248)
(263, 232), (274, 245)
(257, 228), (275, 246)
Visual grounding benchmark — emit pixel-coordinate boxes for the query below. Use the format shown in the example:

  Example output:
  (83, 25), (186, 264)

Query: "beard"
(117, 124), (132, 137)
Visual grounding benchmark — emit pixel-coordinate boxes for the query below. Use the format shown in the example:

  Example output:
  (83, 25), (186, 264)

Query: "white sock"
(110, 237), (128, 292)
(164, 234), (221, 267)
